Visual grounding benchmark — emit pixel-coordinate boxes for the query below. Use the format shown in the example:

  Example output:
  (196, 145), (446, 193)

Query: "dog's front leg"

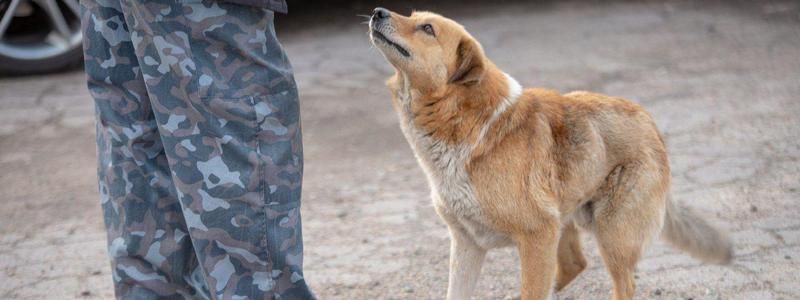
(446, 225), (487, 300)
(516, 226), (559, 300)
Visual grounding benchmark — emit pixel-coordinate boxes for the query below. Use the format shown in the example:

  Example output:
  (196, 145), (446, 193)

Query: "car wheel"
(0, 0), (83, 75)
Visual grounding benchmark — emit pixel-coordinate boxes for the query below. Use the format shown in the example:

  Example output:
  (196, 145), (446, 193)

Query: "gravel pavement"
(1, 1), (799, 299)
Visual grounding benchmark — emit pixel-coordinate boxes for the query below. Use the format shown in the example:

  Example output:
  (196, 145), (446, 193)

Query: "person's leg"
(82, 1), (208, 299)
(118, 1), (312, 298)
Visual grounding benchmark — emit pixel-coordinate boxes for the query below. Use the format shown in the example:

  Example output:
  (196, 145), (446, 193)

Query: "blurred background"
(1, 0), (799, 299)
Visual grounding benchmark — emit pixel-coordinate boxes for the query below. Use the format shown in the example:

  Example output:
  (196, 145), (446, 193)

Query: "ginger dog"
(368, 7), (733, 300)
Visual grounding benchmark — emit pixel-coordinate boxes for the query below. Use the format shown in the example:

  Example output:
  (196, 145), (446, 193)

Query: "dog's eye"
(420, 24), (435, 37)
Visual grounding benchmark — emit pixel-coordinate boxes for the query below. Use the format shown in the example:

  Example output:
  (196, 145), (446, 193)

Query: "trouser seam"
(252, 94), (271, 299)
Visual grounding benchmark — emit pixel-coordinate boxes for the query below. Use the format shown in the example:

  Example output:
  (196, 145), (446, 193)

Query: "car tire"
(0, 0), (83, 76)
(0, 45), (82, 75)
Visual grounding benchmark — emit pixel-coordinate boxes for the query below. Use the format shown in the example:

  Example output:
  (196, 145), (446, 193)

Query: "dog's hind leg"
(446, 225), (487, 300)
(555, 221), (587, 291)
(592, 164), (668, 300)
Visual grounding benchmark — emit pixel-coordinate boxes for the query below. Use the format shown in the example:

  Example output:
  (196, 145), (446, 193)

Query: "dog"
(367, 7), (733, 300)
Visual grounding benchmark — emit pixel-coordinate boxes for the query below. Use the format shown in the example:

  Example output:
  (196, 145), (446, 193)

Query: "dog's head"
(369, 8), (487, 91)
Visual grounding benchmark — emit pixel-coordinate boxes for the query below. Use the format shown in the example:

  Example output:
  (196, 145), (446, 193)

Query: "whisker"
(356, 14), (371, 19)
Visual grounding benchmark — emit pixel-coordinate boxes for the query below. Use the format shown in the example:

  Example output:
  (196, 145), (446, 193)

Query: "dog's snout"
(373, 7), (390, 20)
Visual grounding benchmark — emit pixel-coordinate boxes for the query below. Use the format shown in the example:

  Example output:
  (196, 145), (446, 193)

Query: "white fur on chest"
(394, 74), (522, 249)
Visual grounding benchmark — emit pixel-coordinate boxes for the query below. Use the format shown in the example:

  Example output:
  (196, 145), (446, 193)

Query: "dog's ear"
(448, 38), (485, 85)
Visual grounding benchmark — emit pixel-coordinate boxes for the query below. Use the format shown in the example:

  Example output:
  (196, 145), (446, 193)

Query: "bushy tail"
(661, 198), (733, 264)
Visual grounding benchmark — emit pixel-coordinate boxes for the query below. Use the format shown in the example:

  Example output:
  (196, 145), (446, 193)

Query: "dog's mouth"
(372, 30), (410, 57)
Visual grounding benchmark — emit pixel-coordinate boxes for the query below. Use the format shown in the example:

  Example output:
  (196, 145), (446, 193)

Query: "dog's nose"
(373, 7), (390, 20)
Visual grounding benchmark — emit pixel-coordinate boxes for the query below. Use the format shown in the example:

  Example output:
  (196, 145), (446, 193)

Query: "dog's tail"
(661, 197), (733, 264)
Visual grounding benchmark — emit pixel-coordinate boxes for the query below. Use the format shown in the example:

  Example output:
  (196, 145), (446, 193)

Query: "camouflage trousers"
(82, 0), (313, 299)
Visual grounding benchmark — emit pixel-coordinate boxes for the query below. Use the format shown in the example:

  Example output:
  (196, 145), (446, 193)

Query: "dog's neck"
(387, 64), (522, 150)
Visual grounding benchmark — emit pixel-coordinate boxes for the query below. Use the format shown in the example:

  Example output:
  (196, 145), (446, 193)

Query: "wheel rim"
(0, 0), (82, 61)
